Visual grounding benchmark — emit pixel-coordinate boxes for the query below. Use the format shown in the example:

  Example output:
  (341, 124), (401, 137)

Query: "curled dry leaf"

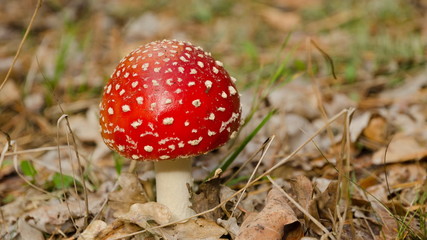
(236, 188), (303, 240)
(115, 202), (172, 228)
(217, 217), (240, 238)
(308, 181), (338, 235)
(78, 220), (107, 240)
(191, 178), (222, 221)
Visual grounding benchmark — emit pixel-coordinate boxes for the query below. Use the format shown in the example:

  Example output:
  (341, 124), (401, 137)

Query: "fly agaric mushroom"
(99, 40), (241, 221)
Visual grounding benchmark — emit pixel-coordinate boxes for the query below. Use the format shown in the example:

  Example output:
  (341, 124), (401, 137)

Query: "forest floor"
(1, 0), (426, 239)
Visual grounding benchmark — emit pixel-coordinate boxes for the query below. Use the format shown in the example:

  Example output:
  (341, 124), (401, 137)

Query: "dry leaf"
(18, 216), (45, 240)
(109, 172), (148, 216)
(217, 217), (240, 238)
(116, 202), (172, 227)
(308, 181), (338, 235)
(289, 175), (313, 221)
(78, 220), (108, 240)
(372, 134), (427, 164)
(191, 178), (222, 221)
(349, 111), (372, 142)
(236, 188), (303, 240)
(164, 218), (228, 240)
(95, 220), (145, 240)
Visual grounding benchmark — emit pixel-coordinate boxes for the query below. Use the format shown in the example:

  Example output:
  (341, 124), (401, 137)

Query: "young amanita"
(99, 40), (241, 221)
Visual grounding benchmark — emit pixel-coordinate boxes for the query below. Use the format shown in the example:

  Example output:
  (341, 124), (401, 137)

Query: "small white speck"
(158, 52), (164, 56)
(184, 121), (190, 126)
(163, 117), (174, 125)
(124, 72), (129, 78)
(118, 145), (125, 151)
(116, 70), (121, 77)
(132, 155), (139, 160)
(150, 103), (156, 110)
(131, 119), (142, 128)
(208, 130), (216, 136)
(178, 142), (185, 148)
(229, 86), (237, 95)
(188, 82), (195, 86)
(178, 67), (184, 73)
(185, 53), (191, 58)
(152, 80), (159, 86)
(215, 60), (223, 66)
(154, 67), (161, 73)
(132, 64), (137, 68)
(221, 91), (227, 98)
(166, 79), (174, 86)
(132, 81), (139, 88)
(155, 61), (160, 65)
(148, 53), (153, 57)
(170, 50), (177, 53)
(175, 89), (182, 94)
(230, 131), (237, 139)
(192, 129), (197, 133)
(188, 137), (203, 146)
(108, 107), (114, 115)
(142, 63), (149, 70)
(177, 78), (183, 82)
(143, 84), (149, 88)
(192, 99), (201, 107)
(165, 68), (172, 73)
(212, 67), (219, 74)
(160, 155), (170, 160)
(119, 89), (125, 95)
(165, 99), (172, 104)
(180, 56), (188, 62)
(144, 145), (153, 152)
(208, 113), (215, 120)
(115, 84), (120, 90)
(198, 54), (204, 58)
(190, 69), (197, 74)
(168, 145), (175, 150)
(129, 56), (135, 61)
(197, 61), (204, 68)
(122, 105), (130, 112)
(218, 107), (226, 112)
(231, 76), (237, 83)
(185, 47), (193, 51)
(179, 99), (183, 104)
(163, 58), (170, 62)
(205, 80), (212, 89)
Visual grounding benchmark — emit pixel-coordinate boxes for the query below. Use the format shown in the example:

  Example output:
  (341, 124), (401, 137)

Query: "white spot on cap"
(152, 80), (159, 86)
(212, 67), (219, 74)
(180, 56), (189, 62)
(168, 145), (175, 150)
(108, 107), (114, 115)
(197, 61), (204, 68)
(165, 68), (172, 73)
(160, 155), (170, 160)
(184, 121), (190, 126)
(188, 137), (203, 146)
(129, 57), (135, 61)
(208, 130), (216, 136)
(163, 58), (170, 62)
(131, 119), (142, 128)
(143, 84), (148, 88)
(230, 131), (237, 139)
(188, 82), (195, 86)
(192, 129), (197, 133)
(221, 91), (227, 98)
(132, 155), (139, 160)
(132, 64), (138, 69)
(205, 80), (212, 89)
(132, 81), (139, 88)
(166, 79), (174, 86)
(115, 84), (120, 90)
(218, 107), (226, 112)
(106, 84), (112, 94)
(116, 70), (121, 77)
(154, 67), (161, 73)
(215, 60), (223, 66)
(158, 52), (164, 57)
(144, 145), (153, 152)
(177, 78), (183, 82)
(118, 145), (125, 151)
(229, 86), (237, 95)
(192, 99), (201, 107)
(165, 99), (172, 104)
(190, 69), (197, 74)
(163, 117), (174, 125)
(178, 67), (184, 73)
(231, 76), (237, 83)
(150, 103), (156, 110)
(185, 47), (193, 51)
(119, 89), (125, 95)
(122, 105), (130, 112)
(136, 97), (143, 104)
(142, 63), (149, 71)
(175, 89), (182, 94)
(178, 142), (185, 148)
(124, 72), (129, 78)
(208, 113), (215, 120)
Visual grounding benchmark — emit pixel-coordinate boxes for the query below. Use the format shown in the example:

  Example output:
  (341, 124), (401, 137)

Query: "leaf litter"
(1, 0), (427, 239)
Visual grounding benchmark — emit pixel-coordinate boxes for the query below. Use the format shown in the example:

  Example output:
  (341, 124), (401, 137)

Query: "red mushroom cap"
(100, 40), (241, 161)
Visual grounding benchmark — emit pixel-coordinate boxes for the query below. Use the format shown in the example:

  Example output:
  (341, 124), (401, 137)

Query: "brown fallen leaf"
(115, 202), (172, 227)
(18, 216), (45, 240)
(308, 181), (338, 235)
(78, 220), (107, 240)
(372, 134), (427, 165)
(164, 218), (228, 240)
(236, 188), (303, 240)
(191, 177), (223, 221)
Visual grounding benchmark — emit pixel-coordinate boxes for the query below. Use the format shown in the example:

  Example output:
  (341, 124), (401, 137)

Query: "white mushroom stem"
(154, 158), (196, 221)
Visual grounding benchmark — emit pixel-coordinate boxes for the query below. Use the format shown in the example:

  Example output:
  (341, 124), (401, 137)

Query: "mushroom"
(99, 40), (241, 221)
